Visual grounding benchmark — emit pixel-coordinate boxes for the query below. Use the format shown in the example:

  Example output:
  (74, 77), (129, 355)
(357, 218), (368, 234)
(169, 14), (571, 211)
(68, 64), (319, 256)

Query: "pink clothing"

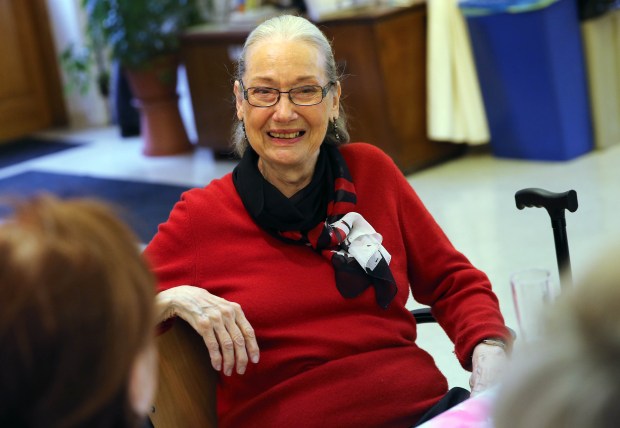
(145, 142), (509, 427)
(417, 387), (497, 428)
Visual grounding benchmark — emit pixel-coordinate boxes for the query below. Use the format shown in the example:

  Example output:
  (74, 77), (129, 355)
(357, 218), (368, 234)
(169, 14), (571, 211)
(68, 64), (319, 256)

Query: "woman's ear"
(234, 80), (245, 121)
(128, 343), (158, 417)
(331, 81), (341, 116)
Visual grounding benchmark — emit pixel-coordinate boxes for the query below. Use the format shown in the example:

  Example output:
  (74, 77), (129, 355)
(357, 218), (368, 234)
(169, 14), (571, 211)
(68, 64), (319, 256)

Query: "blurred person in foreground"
(146, 14), (511, 427)
(494, 247), (620, 428)
(0, 195), (157, 428)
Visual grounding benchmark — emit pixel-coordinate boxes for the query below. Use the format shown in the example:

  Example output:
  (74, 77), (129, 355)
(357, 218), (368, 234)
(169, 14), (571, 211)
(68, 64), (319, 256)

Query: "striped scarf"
(233, 144), (397, 309)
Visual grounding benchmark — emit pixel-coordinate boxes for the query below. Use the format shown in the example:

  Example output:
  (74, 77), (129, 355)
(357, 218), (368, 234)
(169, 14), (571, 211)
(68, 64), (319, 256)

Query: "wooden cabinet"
(181, 26), (249, 154)
(0, 0), (67, 142)
(180, 3), (464, 172)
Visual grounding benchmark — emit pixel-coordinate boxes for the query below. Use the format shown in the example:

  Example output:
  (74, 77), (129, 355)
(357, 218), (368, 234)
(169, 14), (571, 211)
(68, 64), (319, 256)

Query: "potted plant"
(81, 0), (204, 156)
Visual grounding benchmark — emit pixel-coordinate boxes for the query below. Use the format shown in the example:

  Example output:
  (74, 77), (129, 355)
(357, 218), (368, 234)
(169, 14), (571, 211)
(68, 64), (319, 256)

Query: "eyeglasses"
(240, 81), (335, 107)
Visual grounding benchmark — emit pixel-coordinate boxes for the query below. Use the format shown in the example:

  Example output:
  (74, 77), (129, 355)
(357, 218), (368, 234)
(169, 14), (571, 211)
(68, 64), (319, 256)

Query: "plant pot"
(124, 55), (193, 156)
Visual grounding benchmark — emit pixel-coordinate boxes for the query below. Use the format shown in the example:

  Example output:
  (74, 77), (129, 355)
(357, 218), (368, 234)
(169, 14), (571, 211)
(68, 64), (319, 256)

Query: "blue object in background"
(464, 0), (594, 160)
(460, 0), (560, 16)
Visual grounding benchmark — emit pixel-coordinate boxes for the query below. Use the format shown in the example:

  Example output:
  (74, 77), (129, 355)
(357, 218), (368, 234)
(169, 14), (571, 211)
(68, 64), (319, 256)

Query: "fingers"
(202, 327), (223, 372)
(182, 291), (258, 376)
(241, 323), (260, 365)
(160, 286), (260, 376)
(470, 343), (508, 396)
(470, 365), (495, 396)
(219, 303), (260, 375)
(233, 304), (260, 365)
(469, 365), (484, 397)
(212, 311), (237, 376)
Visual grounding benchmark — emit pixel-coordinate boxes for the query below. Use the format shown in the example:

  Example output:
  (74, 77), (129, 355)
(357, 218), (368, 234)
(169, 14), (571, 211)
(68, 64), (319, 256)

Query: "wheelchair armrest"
(411, 307), (436, 324)
(411, 306), (517, 345)
(151, 319), (218, 428)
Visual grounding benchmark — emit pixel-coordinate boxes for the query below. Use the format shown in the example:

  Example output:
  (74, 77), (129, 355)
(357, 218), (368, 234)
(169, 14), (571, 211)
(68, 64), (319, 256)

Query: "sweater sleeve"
(387, 152), (510, 370)
(143, 191), (198, 293)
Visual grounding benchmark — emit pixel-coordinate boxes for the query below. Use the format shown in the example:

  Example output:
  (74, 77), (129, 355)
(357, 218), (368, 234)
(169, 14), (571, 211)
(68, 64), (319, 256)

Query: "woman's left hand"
(469, 342), (508, 396)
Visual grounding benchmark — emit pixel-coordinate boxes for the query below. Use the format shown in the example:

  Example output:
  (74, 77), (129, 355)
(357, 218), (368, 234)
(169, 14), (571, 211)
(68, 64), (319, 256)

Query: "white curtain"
(427, 0), (489, 144)
(581, 9), (620, 149)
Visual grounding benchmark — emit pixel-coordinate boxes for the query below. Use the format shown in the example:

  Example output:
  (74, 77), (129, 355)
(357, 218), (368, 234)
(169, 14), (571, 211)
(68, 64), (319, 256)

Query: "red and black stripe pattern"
(234, 143), (396, 308)
(280, 146), (396, 309)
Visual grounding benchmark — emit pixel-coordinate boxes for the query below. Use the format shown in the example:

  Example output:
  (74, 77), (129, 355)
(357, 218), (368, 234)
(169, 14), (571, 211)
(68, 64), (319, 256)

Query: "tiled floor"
(8, 126), (620, 389)
(410, 140), (620, 387)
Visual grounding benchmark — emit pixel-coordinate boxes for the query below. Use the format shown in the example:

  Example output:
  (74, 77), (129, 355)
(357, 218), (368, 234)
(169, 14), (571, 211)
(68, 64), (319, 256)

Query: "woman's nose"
(272, 95), (298, 121)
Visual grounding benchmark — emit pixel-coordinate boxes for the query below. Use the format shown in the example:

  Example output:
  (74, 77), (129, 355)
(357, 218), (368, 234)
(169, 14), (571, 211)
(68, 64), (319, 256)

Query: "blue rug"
(0, 171), (191, 243)
(0, 138), (81, 168)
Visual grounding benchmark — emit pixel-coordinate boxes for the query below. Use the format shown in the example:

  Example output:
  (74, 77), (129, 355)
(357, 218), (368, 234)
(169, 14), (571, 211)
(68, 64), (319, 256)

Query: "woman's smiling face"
(234, 38), (340, 177)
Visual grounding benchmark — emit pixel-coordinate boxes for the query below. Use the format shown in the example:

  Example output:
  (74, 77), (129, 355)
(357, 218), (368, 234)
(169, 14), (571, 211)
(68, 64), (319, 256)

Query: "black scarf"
(233, 144), (397, 308)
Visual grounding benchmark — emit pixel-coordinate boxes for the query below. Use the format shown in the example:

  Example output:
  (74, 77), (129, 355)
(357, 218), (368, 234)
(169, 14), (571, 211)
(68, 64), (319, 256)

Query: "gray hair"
(231, 15), (349, 157)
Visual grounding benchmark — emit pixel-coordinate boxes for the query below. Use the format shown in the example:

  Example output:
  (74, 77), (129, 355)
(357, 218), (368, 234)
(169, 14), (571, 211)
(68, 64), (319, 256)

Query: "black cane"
(515, 188), (578, 290)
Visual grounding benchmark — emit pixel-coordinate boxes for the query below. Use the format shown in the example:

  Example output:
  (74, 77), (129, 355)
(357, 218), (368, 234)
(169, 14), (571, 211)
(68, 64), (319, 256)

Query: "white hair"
(231, 15), (349, 156)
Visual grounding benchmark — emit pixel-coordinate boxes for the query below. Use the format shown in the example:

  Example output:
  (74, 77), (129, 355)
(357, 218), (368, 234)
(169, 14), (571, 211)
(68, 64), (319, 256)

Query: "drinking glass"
(510, 268), (553, 342)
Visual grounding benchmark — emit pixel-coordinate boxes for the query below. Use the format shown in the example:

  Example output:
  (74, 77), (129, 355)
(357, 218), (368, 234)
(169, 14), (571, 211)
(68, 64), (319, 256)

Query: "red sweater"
(145, 143), (508, 427)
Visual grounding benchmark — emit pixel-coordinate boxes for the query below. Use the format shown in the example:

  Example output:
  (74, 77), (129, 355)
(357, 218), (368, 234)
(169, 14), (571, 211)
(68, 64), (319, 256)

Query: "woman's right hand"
(156, 285), (260, 376)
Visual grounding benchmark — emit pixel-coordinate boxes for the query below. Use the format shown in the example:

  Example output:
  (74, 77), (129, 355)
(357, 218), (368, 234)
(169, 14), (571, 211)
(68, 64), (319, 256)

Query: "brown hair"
(0, 195), (156, 427)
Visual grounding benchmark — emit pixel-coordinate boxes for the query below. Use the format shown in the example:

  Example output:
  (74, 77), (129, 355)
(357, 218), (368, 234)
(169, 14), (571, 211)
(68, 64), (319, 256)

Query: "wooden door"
(0, 0), (66, 142)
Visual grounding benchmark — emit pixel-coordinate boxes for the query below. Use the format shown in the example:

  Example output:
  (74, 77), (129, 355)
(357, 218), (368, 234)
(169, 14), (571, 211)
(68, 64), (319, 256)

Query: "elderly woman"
(146, 15), (510, 427)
